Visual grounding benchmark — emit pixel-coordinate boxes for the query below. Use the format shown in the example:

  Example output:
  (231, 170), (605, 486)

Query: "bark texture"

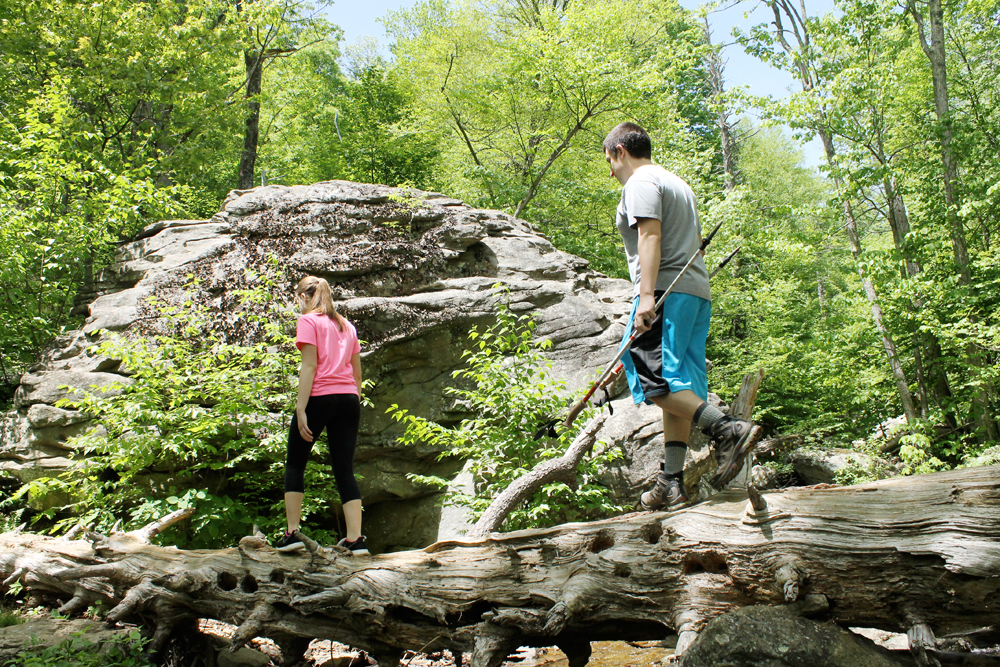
(1, 467), (998, 665)
(237, 49), (263, 190)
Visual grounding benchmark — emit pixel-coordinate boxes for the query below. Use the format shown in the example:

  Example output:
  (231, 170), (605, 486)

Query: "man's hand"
(634, 292), (656, 333)
(297, 410), (314, 443)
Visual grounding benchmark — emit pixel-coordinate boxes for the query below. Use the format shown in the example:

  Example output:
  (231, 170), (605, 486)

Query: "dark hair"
(602, 122), (652, 160)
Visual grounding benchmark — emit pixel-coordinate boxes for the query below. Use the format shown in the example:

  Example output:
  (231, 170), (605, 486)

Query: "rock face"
(0, 181), (736, 551)
(788, 448), (887, 485)
(680, 605), (915, 667)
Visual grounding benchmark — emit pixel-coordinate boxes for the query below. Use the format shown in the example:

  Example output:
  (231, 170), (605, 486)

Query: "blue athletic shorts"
(620, 291), (711, 405)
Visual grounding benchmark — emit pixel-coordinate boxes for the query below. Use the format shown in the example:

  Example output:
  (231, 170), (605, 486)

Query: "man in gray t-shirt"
(602, 122), (759, 511)
(615, 162), (710, 303)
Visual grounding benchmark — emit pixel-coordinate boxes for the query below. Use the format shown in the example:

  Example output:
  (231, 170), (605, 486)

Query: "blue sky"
(324, 0), (838, 166)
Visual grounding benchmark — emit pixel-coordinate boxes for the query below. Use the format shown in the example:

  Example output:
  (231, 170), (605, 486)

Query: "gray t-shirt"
(615, 165), (711, 301)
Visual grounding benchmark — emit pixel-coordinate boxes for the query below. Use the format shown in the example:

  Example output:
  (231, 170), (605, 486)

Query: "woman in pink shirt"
(276, 276), (367, 555)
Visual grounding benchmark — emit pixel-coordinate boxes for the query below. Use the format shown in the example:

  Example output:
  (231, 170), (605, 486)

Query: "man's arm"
(634, 216), (661, 333)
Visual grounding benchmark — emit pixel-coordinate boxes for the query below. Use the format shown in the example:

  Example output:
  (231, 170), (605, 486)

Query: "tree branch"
(469, 414), (607, 538)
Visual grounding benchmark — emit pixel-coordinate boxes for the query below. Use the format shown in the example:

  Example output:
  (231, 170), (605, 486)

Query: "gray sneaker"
(708, 416), (762, 487)
(640, 473), (688, 511)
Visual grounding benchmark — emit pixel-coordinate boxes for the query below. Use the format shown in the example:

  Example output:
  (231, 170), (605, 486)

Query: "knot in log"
(775, 562), (803, 602)
(747, 484), (767, 512)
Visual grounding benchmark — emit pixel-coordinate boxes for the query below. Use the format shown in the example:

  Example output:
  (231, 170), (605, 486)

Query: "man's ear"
(615, 144), (626, 159)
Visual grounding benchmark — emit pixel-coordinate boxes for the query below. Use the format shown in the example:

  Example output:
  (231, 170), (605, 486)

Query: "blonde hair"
(295, 276), (344, 330)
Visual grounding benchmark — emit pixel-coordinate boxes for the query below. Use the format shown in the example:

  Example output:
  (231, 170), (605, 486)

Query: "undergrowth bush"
(4, 629), (151, 667)
(0, 607), (22, 629)
(391, 288), (626, 531)
(833, 449), (894, 486)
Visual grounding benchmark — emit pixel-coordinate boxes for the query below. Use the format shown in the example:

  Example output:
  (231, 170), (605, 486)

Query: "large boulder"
(788, 448), (887, 485)
(680, 605), (914, 667)
(0, 180), (739, 550)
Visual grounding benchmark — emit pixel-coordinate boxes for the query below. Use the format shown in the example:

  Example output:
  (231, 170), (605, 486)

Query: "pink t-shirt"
(295, 312), (361, 396)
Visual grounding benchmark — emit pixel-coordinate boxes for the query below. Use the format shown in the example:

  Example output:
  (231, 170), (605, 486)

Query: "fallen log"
(0, 466), (997, 667)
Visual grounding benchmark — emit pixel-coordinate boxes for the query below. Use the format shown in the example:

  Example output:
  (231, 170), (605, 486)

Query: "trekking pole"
(534, 221), (724, 439)
(710, 245), (741, 279)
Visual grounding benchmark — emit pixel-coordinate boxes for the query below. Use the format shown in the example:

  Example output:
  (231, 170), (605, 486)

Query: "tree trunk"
(764, 0), (919, 425)
(841, 197), (919, 425)
(730, 370), (765, 421)
(702, 18), (740, 190)
(881, 113), (955, 426)
(907, 0), (997, 442)
(238, 49), (264, 190)
(907, 0), (970, 283)
(512, 92), (610, 220)
(469, 414), (607, 538)
(2, 467), (997, 665)
(822, 130), (918, 424)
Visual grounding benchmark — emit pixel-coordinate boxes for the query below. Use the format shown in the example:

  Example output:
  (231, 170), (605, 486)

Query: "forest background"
(1, 0), (999, 539)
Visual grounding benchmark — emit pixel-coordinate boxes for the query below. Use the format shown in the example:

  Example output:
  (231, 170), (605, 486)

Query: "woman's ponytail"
(294, 276), (344, 330)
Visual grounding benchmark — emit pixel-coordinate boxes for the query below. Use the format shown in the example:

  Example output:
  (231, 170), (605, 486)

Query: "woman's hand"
(296, 410), (314, 443)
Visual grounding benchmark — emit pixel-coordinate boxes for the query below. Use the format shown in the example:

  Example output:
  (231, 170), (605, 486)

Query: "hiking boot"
(640, 473), (687, 511)
(275, 530), (305, 553)
(336, 535), (370, 556)
(708, 416), (762, 488)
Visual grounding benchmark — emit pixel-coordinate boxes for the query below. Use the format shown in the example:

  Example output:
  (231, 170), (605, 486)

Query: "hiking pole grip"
(560, 396), (591, 431)
(562, 350), (630, 430)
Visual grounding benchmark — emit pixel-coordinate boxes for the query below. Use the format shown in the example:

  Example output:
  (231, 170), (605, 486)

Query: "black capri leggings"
(284, 393), (362, 502)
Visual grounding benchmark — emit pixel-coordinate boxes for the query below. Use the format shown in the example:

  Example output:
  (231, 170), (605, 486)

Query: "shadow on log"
(1, 466), (998, 666)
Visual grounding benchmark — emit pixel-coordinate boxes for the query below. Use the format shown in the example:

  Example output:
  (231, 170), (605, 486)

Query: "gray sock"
(663, 441), (687, 476)
(696, 402), (726, 430)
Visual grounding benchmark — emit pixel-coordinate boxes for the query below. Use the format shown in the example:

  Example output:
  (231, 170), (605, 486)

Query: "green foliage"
(0, 81), (187, 384)
(4, 630), (152, 667)
(732, 0), (1000, 461)
(255, 40), (440, 190)
(5, 580), (24, 599)
(386, 0), (715, 260)
(0, 0), (248, 206)
(964, 445), (1000, 468)
(895, 420), (950, 476)
(832, 439), (894, 486)
(390, 289), (625, 531)
(0, 608), (23, 629)
(17, 263), (345, 548)
(0, 0), (363, 390)
(698, 127), (897, 435)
